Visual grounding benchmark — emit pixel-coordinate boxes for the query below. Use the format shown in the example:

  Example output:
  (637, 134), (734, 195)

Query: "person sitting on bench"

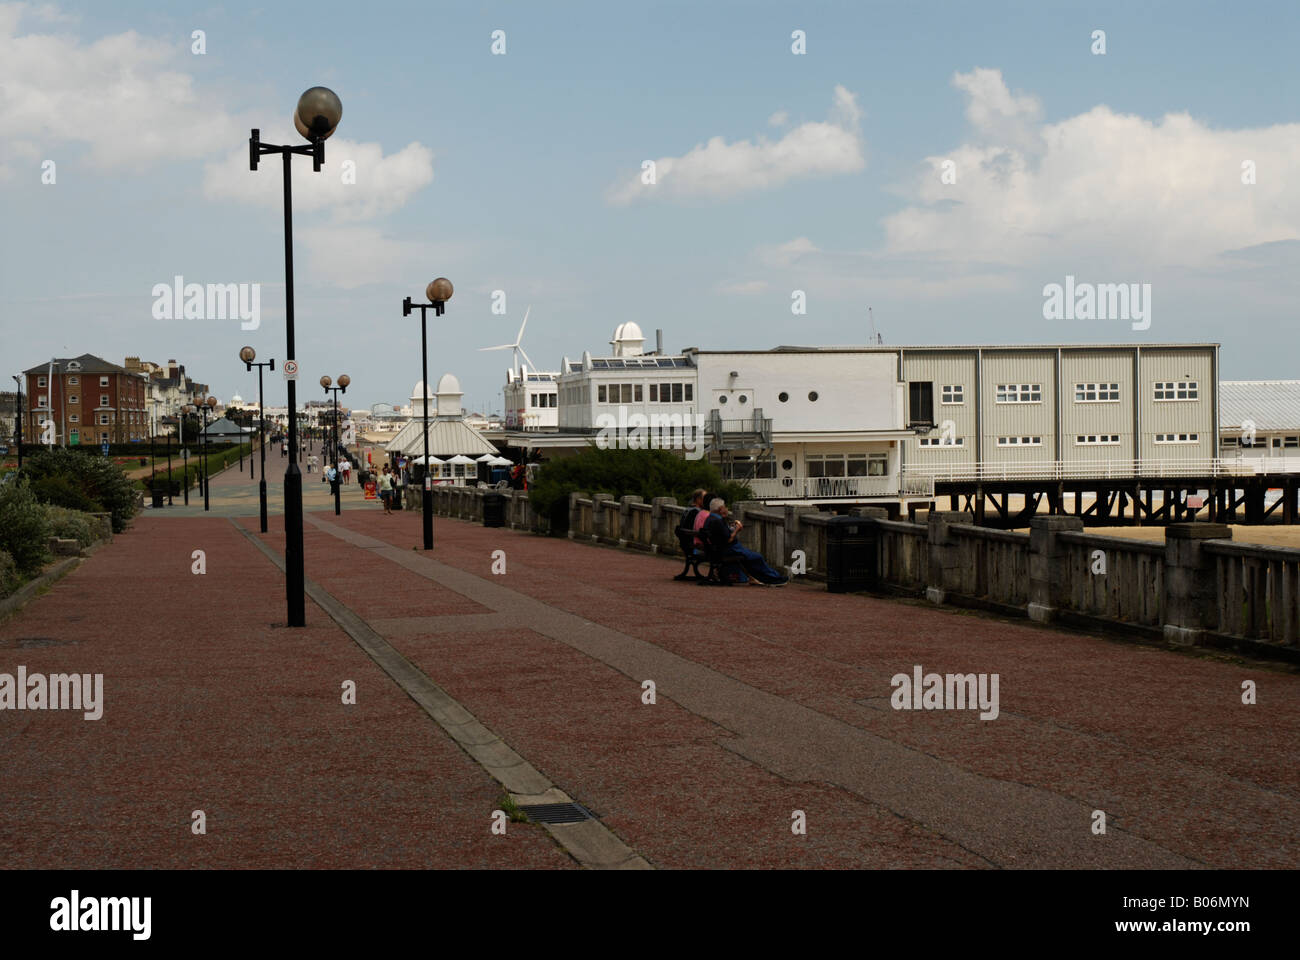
(704, 499), (789, 586)
(672, 489), (711, 581)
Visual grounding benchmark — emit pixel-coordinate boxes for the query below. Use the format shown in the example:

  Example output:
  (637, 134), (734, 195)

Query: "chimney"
(656, 328), (664, 355)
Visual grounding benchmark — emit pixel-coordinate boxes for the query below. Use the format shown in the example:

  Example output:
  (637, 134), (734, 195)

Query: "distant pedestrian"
(379, 464), (394, 514)
(341, 458), (351, 484)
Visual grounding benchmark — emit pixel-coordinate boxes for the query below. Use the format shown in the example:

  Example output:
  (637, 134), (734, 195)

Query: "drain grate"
(519, 802), (597, 825)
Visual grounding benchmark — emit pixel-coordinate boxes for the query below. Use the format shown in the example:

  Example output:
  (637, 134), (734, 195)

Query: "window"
(808, 391), (819, 402)
(529, 395), (537, 408)
(634, 384), (643, 402)
(1075, 434), (1121, 445)
(996, 383), (1041, 403)
(919, 436), (963, 447)
(997, 436), (1042, 446)
(671, 383), (683, 403)
(69, 414), (79, 423)
(620, 384), (633, 403)
(846, 455), (868, 477)
(684, 384), (693, 401)
(37, 376), (47, 387)
(649, 384), (658, 402)
(778, 392), (789, 403)
(868, 454), (888, 476)
(68, 376), (78, 385)
(660, 382), (670, 401)
(1074, 382), (1120, 402)
(737, 394), (748, 404)
(941, 385), (964, 404)
(37, 394), (47, 407)
(1155, 433), (1199, 444)
(99, 414), (110, 424)
(907, 382), (933, 424)
(1154, 381), (1198, 401)
(101, 432), (109, 444)
(100, 394), (109, 406)
(100, 376), (109, 386)
(598, 385), (607, 403)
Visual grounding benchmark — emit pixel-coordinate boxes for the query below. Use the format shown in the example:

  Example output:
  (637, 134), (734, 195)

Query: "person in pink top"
(692, 489), (713, 550)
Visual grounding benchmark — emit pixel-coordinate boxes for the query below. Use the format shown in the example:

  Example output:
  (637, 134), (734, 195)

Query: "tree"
(22, 447), (139, 532)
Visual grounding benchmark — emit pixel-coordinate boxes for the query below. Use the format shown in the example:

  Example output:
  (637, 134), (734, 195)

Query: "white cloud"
(606, 86), (865, 204)
(768, 110), (788, 127)
(0, 3), (243, 173)
(885, 68), (1300, 268)
(202, 136), (434, 222)
(299, 226), (464, 290)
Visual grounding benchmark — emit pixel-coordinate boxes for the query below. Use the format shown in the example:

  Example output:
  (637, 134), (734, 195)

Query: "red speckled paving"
(308, 508), (1300, 869)
(0, 517), (572, 869)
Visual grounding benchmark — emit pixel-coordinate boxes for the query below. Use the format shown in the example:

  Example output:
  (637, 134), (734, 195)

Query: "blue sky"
(2, 0), (1297, 411)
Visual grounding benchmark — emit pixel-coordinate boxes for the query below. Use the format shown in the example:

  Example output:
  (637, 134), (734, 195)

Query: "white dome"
(410, 380), (433, 400)
(436, 373), (462, 395)
(232, 394), (243, 403)
(611, 321), (644, 344)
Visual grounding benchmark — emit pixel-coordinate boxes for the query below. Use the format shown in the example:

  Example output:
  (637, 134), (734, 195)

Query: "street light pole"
(241, 347), (274, 533)
(250, 86), (342, 629)
(10, 375), (22, 472)
(201, 396), (216, 512)
(403, 279), (454, 551)
(321, 375), (350, 517)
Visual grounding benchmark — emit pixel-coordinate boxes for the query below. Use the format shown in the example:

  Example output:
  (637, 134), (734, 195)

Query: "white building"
(385, 373), (501, 483)
(502, 328), (1221, 507)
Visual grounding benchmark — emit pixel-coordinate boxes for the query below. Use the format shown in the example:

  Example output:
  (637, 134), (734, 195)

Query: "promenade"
(2, 465), (1298, 869)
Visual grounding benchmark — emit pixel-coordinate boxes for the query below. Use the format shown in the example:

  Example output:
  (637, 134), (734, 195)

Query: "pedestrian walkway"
(2, 486), (1298, 869)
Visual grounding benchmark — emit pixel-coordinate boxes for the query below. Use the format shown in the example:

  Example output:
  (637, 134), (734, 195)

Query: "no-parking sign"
(283, 359), (299, 381)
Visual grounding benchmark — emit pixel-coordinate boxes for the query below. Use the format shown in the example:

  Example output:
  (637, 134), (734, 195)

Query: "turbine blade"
(516, 305), (531, 346)
(479, 344), (513, 351)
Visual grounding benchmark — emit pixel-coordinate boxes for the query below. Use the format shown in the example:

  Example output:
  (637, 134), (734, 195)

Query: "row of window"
(37, 375), (115, 387)
(931, 381), (1199, 406)
(596, 382), (695, 404)
(528, 393), (557, 408)
(918, 433), (1201, 448)
(805, 453), (890, 477)
(1223, 436), (1300, 448)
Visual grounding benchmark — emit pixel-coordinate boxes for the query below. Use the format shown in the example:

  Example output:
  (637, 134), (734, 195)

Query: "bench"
(673, 521), (745, 586)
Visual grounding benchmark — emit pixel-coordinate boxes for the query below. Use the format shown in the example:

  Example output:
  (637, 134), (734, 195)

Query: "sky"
(2, 0), (1298, 413)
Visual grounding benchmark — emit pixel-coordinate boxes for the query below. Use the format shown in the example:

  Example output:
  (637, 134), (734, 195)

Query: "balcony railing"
(901, 457), (1279, 485)
(747, 475), (895, 499)
(706, 408), (772, 448)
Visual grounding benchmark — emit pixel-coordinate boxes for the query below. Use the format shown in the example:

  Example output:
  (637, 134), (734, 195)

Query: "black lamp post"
(10, 375), (22, 472)
(403, 278), (454, 550)
(320, 374), (350, 516)
(249, 85), (341, 628)
(181, 406), (195, 506)
(241, 346), (274, 533)
(193, 396), (216, 511)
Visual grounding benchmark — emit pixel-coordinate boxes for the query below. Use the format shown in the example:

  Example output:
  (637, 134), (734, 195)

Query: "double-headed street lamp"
(403, 278), (454, 551)
(240, 346), (275, 533)
(185, 396), (218, 511)
(250, 85), (342, 628)
(320, 374), (350, 516)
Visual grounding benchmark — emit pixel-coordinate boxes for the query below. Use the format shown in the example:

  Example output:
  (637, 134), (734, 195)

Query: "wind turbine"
(479, 306), (536, 377)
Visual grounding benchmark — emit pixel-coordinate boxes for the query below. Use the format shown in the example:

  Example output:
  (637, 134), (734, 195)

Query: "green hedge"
(528, 447), (753, 521)
(20, 447), (138, 533)
(0, 479), (52, 577)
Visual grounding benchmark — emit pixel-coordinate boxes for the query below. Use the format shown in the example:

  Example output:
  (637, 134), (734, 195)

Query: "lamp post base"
(284, 467), (305, 627)
(259, 479), (268, 533)
(423, 487), (434, 549)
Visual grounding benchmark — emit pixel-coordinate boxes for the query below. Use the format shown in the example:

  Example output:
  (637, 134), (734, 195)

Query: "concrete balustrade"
(423, 485), (1295, 660)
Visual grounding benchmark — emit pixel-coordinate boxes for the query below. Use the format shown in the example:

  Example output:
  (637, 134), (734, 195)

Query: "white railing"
(747, 475), (896, 500)
(901, 458), (1286, 484)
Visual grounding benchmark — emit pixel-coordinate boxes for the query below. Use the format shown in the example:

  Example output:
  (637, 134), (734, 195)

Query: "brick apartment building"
(23, 354), (149, 447)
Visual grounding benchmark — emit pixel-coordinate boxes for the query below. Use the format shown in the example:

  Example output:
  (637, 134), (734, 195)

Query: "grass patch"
(498, 794), (530, 823)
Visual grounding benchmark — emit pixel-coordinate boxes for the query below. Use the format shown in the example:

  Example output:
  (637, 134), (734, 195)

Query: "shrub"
(0, 548), (19, 599)
(21, 447), (138, 532)
(528, 447), (753, 519)
(0, 478), (52, 576)
(44, 505), (98, 548)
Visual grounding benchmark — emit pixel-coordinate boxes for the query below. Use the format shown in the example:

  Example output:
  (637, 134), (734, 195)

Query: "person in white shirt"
(340, 458), (351, 484)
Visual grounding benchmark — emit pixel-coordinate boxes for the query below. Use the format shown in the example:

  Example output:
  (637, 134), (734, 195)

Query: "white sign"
(283, 359), (299, 380)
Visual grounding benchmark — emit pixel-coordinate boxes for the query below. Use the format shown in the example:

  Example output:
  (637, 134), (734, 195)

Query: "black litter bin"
(151, 488), (165, 509)
(482, 492), (506, 528)
(825, 515), (878, 593)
